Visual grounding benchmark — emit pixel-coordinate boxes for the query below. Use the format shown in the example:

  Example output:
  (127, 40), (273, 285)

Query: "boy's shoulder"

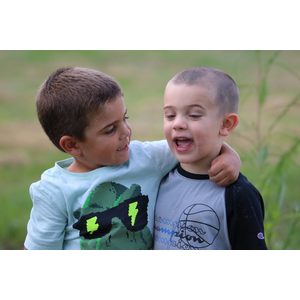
(31, 157), (77, 194)
(30, 157), (106, 206)
(225, 172), (264, 212)
(40, 157), (74, 180)
(227, 173), (260, 196)
(225, 173), (267, 250)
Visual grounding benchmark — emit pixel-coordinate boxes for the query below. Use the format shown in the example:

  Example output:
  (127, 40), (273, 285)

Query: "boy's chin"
(118, 152), (130, 165)
(172, 153), (193, 163)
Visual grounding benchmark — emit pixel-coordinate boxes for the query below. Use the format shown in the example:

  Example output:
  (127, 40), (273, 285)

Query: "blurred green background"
(0, 50), (299, 250)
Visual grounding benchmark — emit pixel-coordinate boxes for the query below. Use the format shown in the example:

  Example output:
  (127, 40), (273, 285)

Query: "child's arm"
(24, 185), (66, 250)
(208, 142), (241, 187)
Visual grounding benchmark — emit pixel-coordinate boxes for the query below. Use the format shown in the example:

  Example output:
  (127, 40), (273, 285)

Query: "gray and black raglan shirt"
(154, 165), (267, 250)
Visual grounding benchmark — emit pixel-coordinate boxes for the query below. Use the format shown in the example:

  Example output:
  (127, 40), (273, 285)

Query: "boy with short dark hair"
(154, 66), (267, 250)
(24, 67), (241, 250)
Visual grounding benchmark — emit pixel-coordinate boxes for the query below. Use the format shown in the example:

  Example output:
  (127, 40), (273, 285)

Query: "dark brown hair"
(36, 67), (123, 152)
(170, 66), (239, 114)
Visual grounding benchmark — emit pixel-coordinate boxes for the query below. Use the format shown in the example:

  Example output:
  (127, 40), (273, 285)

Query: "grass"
(0, 50), (299, 249)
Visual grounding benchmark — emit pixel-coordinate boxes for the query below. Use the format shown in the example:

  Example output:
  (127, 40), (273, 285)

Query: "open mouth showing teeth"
(175, 138), (192, 148)
(117, 145), (127, 151)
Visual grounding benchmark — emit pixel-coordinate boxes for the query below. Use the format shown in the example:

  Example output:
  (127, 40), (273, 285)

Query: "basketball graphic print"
(171, 204), (220, 249)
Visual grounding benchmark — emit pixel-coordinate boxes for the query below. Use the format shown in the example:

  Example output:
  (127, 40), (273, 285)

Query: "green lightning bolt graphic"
(86, 216), (99, 234)
(128, 201), (138, 226)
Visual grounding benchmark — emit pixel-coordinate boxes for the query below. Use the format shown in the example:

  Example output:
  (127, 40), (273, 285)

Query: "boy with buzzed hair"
(154, 66), (267, 250)
(24, 66), (241, 250)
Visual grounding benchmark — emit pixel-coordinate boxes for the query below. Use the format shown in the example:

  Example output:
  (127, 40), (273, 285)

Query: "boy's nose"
(172, 116), (187, 130)
(120, 123), (131, 140)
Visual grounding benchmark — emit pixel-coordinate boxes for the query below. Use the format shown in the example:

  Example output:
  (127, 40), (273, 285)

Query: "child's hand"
(208, 143), (241, 187)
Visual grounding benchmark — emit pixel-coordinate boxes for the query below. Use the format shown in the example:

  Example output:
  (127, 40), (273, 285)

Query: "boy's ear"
(59, 136), (81, 156)
(219, 113), (239, 137)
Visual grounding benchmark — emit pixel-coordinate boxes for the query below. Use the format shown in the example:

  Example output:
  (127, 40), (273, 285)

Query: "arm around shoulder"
(140, 140), (178, 175)
(209, 142), (241, 187)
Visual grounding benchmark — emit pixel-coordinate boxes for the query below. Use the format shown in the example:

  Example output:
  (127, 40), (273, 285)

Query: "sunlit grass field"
(0, 50), (299, 249)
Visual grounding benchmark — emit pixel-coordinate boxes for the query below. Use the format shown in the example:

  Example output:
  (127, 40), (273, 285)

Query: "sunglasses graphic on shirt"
(73, 195), (149, 240)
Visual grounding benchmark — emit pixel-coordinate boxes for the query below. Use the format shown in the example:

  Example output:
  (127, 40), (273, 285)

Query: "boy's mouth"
(174, 137), (193, 151)
(117, 144), (129, 152)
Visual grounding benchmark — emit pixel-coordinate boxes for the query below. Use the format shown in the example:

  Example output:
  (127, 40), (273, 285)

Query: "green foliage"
(239, 51), (300, 249)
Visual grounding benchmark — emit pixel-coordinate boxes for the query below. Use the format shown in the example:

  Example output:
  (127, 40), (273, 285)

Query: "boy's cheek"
(163, 125), (171, 140)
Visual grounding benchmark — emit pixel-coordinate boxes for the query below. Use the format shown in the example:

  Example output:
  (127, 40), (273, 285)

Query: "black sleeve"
(225, 173), (268, 250)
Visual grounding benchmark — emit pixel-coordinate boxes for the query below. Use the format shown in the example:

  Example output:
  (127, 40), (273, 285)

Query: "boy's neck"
(179, 161), (211, 175)
(179, 144), (223, 175)
(67, 158), (99, 173)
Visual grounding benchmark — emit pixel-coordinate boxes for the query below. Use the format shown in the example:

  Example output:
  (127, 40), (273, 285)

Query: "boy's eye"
(165, 114), (175, 119)
(124, 116), (129, 121)
(106, 126), (116, 134)
(189, 114), (201, 119)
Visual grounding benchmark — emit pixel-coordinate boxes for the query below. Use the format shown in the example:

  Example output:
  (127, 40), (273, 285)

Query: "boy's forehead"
(165, 82), (216, 104)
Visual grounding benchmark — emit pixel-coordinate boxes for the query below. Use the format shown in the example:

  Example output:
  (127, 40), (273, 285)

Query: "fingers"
(209, 159), (239, 186)
(209, 174), (230, 187)
(209, 167), (239, 186)
(208, 157), (225, 177)
(209, 153), (240, 187)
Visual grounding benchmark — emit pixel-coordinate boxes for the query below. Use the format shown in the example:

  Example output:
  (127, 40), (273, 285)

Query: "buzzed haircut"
(36, 67), (123, 152)
(170, 66), (239, 115)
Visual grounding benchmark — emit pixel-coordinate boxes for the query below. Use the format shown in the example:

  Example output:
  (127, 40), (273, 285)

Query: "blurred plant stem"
(240, 50), (300, 249)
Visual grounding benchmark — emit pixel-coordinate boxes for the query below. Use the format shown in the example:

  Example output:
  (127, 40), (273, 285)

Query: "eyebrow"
(101, 109), (128, 131)
(163, 104), (206, 111)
